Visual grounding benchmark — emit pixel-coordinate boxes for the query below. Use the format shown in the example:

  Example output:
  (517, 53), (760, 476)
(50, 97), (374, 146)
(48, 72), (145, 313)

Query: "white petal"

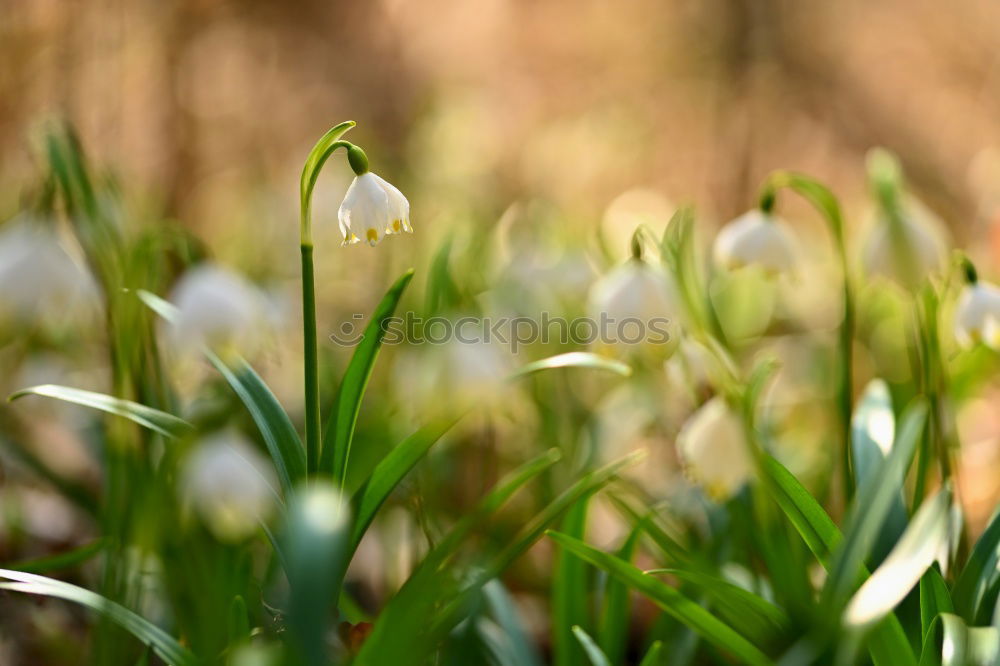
(676, 397), (753, 499)
(954, 282), (1000, 349)
(169, 264), (264, 355)
(371, 172), (412, 234)
(338, 173), (390, 246)
(180, 431), (278, 540)
(714, 210), (797, 275)
(587, 260), (680, 357)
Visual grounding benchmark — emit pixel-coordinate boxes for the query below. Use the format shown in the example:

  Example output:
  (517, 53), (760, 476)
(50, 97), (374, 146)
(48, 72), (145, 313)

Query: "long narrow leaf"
(9, 385), (192, 439)
(760, 452), (916, 666)
(0, 569), (195, 666)
(824, 398), (927, 613)
(919, 613), (999, 666)
(322, 269), (414, 483)
(572, 626), (611, 666)
(554, 500), (591, 666)
(920, 566), (954, 640)
(547, 532), (771, 665)
(598, 527), (640, 663)
(953, 507), (1000, 622)
(138, 289), (306, 492)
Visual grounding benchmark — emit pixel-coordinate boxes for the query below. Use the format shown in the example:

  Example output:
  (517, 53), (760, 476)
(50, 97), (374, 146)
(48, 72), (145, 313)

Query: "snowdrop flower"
(861, 208), (945, 289)
(0, 219), (98, 323)
(954, 260), (1000, 349)
(338, 144), (411, 247)
(169, 263), (265, 357)
(713, 209), (797, 276)
(676, 397), (753, 499)
(588, 250), (679, 359)
(180, 431), (278, 541)
(863, 149), (946, 288)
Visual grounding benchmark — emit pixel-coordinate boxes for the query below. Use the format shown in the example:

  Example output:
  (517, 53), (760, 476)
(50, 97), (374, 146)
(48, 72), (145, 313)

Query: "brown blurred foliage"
(3, 0), (1000, 247)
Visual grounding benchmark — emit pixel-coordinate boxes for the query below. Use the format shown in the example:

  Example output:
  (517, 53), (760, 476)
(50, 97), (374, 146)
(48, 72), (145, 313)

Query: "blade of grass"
(638, 641), (663, 666)
(138, 289), (306, 492)
(510, 352), (631, 379)
(9, 385), (192, 439)
(824, 398), (927, 613)
(554, 499), (591, 666)
(952, 507), (1000, 622)
(759, 452), (916, 666)
(918, 613), (999, 666)
(0, 569), (195, 666)
(4, 539), (106, 574)
(646, 569), (790, 644)
(598, 527), (640, 664)
(920, 565), (954, 641)
(572, 626), (611, 666)
(546, 532), (771, 666)
(321, 269), (414, 484)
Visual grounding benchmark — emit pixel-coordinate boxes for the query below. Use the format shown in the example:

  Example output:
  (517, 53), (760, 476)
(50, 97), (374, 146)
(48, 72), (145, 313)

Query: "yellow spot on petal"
(393, 219), (402, 233)
(366, 228), (378, 244)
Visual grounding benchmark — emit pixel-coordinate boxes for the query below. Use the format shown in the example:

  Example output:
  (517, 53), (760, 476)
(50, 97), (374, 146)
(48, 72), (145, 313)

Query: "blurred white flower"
(676, 397), (753, 499)
(713, 210), (797, 276)
(862, 202), (946, 289)
(954, 280), (1000, 349)
(169, 263), (265, 356)
(0, 220), (98, 324)
(338, 172), (411, 247)
(180, 431), (278, 541)
(588, 258), (679, 358)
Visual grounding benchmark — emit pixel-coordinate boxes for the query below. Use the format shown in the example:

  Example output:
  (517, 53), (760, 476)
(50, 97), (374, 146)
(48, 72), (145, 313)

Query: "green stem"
(302, 244), (321, 474)
(297, 120), (357, 476)
(760, 173), (855, 500)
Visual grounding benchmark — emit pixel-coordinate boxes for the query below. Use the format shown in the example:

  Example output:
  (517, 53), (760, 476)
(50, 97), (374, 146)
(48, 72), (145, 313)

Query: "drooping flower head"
(338, 144), (411, 247)
(862, 149), (946, 289)
(168, 263), (266, 357)
(713, 209), (797, 276)
(676, 396), (753, 499)
(587, 237), (679, 359)
(954, 258), (1000, 349)
(180, 431), (278, 541)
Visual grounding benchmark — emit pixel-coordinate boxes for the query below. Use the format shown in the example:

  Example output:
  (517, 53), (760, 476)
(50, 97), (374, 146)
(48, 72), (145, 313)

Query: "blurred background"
(5, 0), (1000, 662)
(5, 0), (1000, 241)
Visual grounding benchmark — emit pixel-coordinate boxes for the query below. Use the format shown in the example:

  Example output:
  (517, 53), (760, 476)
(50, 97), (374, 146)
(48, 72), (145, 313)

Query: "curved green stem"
(299, 121), (356, 474)
(759, 172), (856, 500)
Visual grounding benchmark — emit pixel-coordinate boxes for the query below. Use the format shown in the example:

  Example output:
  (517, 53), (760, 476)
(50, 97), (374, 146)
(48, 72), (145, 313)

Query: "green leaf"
(510, 352), (631, 379)
(638, 641), (663, 666)
(851, 380), (907, 566)
(759, 454), (841, 561)
(9, 385), (192, 439)
(4, 539), (105, 574)
(206, 353), (307, 495)
(572, 626), (611, 666)
(554, 500), (591, 666)
(228, 595), (250, 645)
(953, 507), (1000, 623)
(322, 269), (414, 484)
(353, 449), (565, 666)
(845, 486), (953, 628)
(920, 566), (954, 640)
(482, 581), (544, 666)
(0, 569), (195, 666)
(824, 398), (927, 613)
(919, 614), (999, 666)
(138, 288), (306, 493)
(546, 532), (771, 665)
(348, 415), (461, 551)
(646, 569), (789, 645)
(759, 453), (916, 666)
(598, 527), (640, 664)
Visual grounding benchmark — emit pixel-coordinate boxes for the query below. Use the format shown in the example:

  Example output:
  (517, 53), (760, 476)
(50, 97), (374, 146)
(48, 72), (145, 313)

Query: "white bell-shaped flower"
(338, 172), (411, 247)
(180, 431), (278, 541)
(676, 397), (753, 499)
(169, 263), (265, 356)
(954, 280), (1000, 349)
(862, 204), (946, 289)
(713, 210), (797, 276)
(0, 220), (98, 324)
(587, 258), (680, 358)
